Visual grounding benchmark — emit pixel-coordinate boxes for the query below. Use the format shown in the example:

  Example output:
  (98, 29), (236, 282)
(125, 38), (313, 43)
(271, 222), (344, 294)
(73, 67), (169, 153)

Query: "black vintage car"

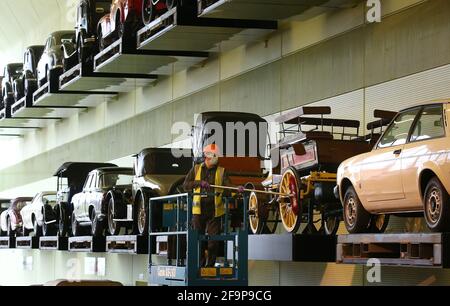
(13, 45), (45, 102)
(43, 162), (117, 237)
(107, 148), (192, 236)
(2, 63), (23, 107)
(63, 0), (111, 70)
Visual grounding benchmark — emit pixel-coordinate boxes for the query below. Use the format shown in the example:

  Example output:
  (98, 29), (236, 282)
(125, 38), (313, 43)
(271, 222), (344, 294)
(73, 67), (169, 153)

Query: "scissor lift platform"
(137, 7), (277, 53)
(106, 235), (149, 255)
(197, 0), (362, 21)
(337, 233), (450, 268)
(68, 236), (106, 253)
(94, 38), (209, 76)
(60, 63), (157, 93)
(39, 236), (69, 251)
(16, 236), (39, 249)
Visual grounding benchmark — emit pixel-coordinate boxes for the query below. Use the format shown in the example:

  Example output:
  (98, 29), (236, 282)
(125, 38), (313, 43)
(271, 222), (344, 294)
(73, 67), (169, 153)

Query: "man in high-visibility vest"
(183, 144), (245, 267)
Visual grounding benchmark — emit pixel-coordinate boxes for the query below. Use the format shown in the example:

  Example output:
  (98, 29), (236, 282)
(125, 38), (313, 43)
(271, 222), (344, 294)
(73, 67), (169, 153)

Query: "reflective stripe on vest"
(192, 164), (225, 217)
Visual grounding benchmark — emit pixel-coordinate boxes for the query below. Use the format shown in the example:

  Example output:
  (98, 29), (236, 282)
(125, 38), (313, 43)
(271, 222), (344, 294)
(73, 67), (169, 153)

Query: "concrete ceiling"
(0, 0), (75, 69)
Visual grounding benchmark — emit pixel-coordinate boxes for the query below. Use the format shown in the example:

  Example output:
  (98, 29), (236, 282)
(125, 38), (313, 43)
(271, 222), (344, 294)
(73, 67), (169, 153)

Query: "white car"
(20, 191), (57, 237)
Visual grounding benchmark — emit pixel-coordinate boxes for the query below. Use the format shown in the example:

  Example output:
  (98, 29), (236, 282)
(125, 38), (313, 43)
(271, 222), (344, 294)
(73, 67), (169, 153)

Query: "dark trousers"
(192, 214), (222, 267)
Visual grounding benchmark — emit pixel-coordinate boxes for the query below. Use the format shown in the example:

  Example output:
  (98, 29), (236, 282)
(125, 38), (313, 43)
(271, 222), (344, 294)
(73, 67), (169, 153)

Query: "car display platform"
(337, 233), (450, 268)
(59, 62), (157, 93)
(0, 101), (43, 135)
(39, 236), (69, 251)
(16, 236), (39, 249)
(197, 0), (362, 21)
(11, 96), (74, 121)
(68, 236), (106, 253)
(137, 6), (277, 53)
(33, 81), (116, 109)
(0, 237), (15, 249)
(232, 234), (337, 262)
(94, 38), (209, 76)
(106, 235), (148, 255)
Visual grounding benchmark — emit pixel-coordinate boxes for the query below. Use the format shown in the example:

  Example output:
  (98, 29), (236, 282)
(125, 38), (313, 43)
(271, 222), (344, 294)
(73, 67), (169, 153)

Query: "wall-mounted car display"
(249, 107), (377, 235)
(97, 0), (143, 51)
(20, 192), (57, 237)
(13, 46), (45, 103)
(107, 148), (192, 236)
(63, 0), (112, 70)
(1, 63), (23, 107)
(71, 167), (134, 237)
(47, 162), (117, 237)
(337, 101), (450, 234)
(0, 197), (33, 237)
(37, 31), (76, 87)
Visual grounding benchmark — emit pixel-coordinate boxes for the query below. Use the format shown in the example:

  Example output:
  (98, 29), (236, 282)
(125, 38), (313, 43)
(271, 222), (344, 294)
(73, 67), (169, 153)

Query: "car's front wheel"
(6, 217), (14, 237)
(424, 177), (450, 232)
(91, 208), (103, 237)
(343, 186), (371, 234)
(33, 216), (43, 237)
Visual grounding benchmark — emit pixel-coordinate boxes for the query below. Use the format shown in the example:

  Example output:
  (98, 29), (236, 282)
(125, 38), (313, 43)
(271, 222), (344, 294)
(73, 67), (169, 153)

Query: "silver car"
(36, 31), (75, 87)
(20, 191), (57, 237)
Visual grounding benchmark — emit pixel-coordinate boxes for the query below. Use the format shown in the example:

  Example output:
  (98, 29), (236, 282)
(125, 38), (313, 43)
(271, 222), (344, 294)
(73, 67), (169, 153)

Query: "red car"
(97, 0), (143, 50)
(0, 197), (33, 237)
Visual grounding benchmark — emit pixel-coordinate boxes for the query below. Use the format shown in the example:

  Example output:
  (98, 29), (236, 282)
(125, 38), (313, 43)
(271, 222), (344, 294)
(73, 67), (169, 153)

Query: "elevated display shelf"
(95, 38), (209, 76)
(137, 6), (277, 53)
(106, 235), (148, 255)
(0, 237), (15, 249)
(68, 236), (106, 253)
(60, 62), (157, 93)
(16, 236), (39, 249)
(197, 0), (362, 21)
(39, 236), (69, 251)
(337, 233), (450, 268)
(230, 234), (337, 262)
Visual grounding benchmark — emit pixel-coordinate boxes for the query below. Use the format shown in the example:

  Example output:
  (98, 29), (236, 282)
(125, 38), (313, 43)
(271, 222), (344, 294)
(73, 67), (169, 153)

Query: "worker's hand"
(200, 181), (211, 190)
(237, 186), (245, 194)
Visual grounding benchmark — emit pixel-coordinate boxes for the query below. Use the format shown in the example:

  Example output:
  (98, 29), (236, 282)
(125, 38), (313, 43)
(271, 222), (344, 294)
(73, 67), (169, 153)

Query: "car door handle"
(393, 149), (402, 155)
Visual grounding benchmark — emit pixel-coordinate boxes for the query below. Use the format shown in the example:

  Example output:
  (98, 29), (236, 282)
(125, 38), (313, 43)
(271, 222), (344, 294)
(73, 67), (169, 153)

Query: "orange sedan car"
(337, 100), (450, 233)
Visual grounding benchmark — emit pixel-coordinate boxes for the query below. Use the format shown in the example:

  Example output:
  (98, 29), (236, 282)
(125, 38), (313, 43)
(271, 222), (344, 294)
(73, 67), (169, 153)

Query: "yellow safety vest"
(192, 164), (225, 217)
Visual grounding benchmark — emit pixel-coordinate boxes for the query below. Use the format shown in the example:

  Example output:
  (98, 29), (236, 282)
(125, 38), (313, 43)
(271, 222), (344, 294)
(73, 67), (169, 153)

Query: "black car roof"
(195, 112), (267, 125)
(54, 162), (117, 177)
(94, 167), (134, 174)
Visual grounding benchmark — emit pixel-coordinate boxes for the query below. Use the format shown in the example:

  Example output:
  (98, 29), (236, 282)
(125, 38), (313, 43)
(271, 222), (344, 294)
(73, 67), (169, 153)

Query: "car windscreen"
(59, 33), (74, 44)
(10, 65), (23, 78)
(42, 194), (57, 207)
(98, 173), (134, 188)
(16, 201), (29, 210)
(135, 151), (192, 176)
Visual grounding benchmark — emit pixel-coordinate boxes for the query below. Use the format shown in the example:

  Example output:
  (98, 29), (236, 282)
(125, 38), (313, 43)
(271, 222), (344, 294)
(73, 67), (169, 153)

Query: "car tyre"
(423, 177), (450, 232)
(343, 186), (371, 234)
(91, 208), (103, 237)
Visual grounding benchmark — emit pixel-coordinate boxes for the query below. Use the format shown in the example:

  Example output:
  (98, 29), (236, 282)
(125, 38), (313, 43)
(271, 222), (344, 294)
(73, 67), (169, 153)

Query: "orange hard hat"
(203, 144), (221, 156)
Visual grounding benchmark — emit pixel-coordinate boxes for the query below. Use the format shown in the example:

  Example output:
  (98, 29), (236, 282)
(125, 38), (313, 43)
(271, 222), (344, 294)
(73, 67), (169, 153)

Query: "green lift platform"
(148, 193), (248, 286)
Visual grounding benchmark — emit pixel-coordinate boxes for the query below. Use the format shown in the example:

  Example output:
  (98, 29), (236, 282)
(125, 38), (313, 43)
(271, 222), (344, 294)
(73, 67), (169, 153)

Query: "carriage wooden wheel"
(249, 192), (261, 234)
(279, 167), (302, 233)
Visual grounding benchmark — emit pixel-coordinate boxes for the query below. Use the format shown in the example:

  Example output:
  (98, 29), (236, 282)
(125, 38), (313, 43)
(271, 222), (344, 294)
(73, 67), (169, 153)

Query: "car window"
(42, 194), (57, 206)
(410, 105), (445, 142)
(83, 174), (93, 190)
(99, 173), (133, 188)
(378, 108), (420, 149)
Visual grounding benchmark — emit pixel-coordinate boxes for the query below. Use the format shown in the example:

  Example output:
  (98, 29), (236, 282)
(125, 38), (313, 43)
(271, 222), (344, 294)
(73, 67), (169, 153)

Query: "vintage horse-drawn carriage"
(248, 106), (396, 235)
